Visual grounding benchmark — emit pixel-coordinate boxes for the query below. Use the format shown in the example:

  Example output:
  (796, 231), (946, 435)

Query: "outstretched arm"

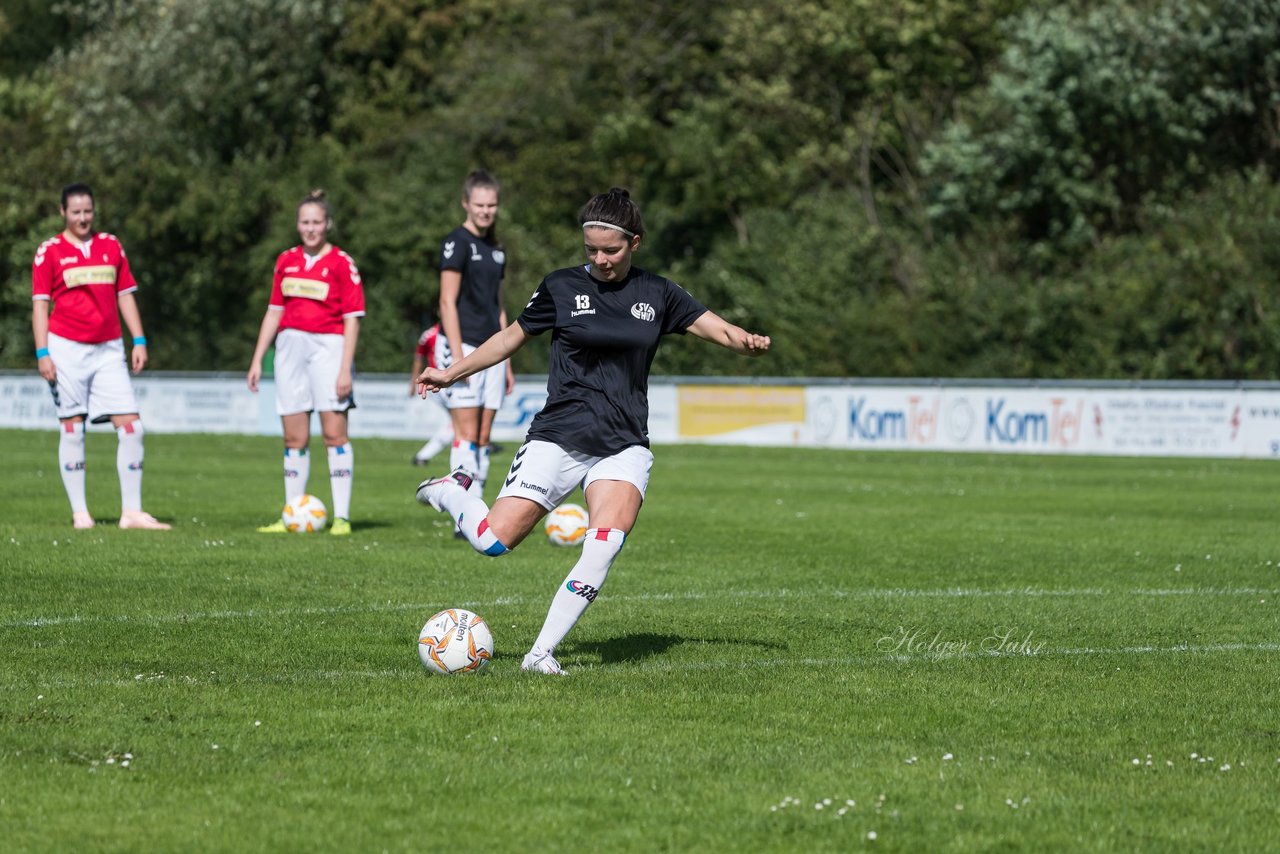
(686, 310), (771, 356)
(418, 322), (530, 395)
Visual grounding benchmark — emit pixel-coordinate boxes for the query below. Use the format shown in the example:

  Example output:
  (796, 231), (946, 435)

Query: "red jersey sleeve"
(338, 251), (365, 318)
(268, 252), (288, 309)
(31, 238), (57, 300)
(113, 239), (138, 295)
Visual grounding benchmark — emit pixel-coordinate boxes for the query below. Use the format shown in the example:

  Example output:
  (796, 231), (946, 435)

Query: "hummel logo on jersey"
(571, 293), (596, 318)
(470, 242), (482, 261)
(630, 303), (656, 322)
(443, 241), (456, 260)
(60, 256), (78, 266)
(567, 579), (599, 602)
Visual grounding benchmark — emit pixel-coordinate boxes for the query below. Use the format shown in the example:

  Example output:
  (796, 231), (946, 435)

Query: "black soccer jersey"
(517, 264), (708, 456)
(439, 225), (506, 347)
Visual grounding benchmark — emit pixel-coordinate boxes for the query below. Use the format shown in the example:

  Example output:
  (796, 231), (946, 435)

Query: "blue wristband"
(35, 347), (49, 359)
(133, 336), (147, 346)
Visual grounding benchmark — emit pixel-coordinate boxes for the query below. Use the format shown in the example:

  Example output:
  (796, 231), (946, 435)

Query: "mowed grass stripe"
(5, 585), (1278, 629)
(5, 641), (1279, 692)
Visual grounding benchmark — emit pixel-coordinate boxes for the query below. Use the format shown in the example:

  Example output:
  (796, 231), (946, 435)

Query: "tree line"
(1, 0), (1277, 380)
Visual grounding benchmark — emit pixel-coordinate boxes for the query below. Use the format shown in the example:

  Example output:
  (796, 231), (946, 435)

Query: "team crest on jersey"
(630, 302), (656, 322)
(443, 241), (456, 260)
(492, 250), (505, 265)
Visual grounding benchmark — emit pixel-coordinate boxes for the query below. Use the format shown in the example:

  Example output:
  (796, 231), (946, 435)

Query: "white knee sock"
(449, 439), (479, 476)
(328, 443), (353, 520)
(435, 483), (509, 556)
(474, 444), (491, 492)
(531, 528), (626, 655)
(116, 421), (145, 513)
(415, 422), (454, 462)
(284, 447), (309, 502)
(58, 421), (88, 514)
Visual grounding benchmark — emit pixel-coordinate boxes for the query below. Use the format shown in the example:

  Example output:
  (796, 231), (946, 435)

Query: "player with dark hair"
(31, 182), (170, 530)
(247, 189), (365, 536)
(435, 170), (516, 501)
(415, 188), (771, 675)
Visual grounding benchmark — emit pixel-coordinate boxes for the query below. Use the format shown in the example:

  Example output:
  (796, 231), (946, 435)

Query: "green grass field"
(2, 429), (1278, 852)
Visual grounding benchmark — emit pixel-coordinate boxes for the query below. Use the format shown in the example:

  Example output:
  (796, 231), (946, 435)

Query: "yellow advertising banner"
(677, 385), (806, 438)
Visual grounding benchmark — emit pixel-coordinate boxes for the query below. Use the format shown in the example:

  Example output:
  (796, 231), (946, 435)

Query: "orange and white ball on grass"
(418, 609), (494, 675)
(282, 494), (328, 533)
(544, 502), (588, 546)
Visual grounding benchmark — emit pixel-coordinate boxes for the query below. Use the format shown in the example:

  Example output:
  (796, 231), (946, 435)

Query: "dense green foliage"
(3, 432), (1279, 851)
(1, 0), (1277, 379)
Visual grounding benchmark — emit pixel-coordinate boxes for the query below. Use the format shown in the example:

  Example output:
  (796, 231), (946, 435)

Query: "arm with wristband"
(117, 291), (149, 374)
(31, 299), (57, 383)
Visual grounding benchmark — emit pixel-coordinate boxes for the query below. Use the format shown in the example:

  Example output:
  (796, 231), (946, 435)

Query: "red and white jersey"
(269, 245), (365, 335)
(415, 324), (440, 369)
(31, 232), (137, 344)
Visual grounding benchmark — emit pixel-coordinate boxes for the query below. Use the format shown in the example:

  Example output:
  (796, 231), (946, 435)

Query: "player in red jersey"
(247, 189), (365, 536)
(410, 323), (456, 465)
(31, 183), (171, 531)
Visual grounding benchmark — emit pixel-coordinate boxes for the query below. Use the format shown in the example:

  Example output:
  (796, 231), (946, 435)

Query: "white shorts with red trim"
(46, 332), (139, 423)
(274, 328), (354, 416)
(495, 439), (653, 511)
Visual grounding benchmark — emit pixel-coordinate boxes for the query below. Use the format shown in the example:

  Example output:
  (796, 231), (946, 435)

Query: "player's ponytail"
(579, 188), (645, 239)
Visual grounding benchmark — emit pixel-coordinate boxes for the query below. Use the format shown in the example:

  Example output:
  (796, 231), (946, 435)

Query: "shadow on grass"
(568, 632), (785, 665)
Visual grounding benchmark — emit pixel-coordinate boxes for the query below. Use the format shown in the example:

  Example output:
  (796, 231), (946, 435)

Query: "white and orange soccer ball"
(417, 608), (494, 675)
(544, 502), (589, 547)
(282, 494), (328, 533)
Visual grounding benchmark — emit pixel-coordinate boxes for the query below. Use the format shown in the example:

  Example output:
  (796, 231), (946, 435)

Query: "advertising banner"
(0, 372), (1273, 460)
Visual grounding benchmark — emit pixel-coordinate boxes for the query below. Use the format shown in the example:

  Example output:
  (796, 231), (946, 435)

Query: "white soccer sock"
(327, 443), (354, 520)
(58, 421), (88, 514)
(116, 420), (145, 513)
(283, 447), (310, 502)
(415, 422), (454, 462)
(474, 443), (491, 492)
(531, 528), (626, 654)
(436, 484), (509, 556)
(449, 439), (479, 476)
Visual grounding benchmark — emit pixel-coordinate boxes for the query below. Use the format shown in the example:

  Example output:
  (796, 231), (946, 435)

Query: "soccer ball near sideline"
(544, 502), (589, 547)
(418, 609), (494, 675)
(282, 494), (328, 533)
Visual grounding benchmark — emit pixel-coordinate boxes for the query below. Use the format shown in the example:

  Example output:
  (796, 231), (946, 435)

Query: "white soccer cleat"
(119, 511), (172, 531)
(415, 469), (473, 512)
(521, 650), (568, 676)
(72, 512), (96, 530)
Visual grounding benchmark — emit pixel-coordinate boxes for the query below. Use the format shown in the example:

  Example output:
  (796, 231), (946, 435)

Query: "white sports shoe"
(521, 650), (568, 676)
(415, 469), (473, 512)
(119, 511), (172, 531)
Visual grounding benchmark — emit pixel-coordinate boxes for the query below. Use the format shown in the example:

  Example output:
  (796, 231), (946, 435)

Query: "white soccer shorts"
(495, 439), (654, 511)
(273, 328), (354, 416)
(46, 333), (140, 422)
(436, 338), (507, 412)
